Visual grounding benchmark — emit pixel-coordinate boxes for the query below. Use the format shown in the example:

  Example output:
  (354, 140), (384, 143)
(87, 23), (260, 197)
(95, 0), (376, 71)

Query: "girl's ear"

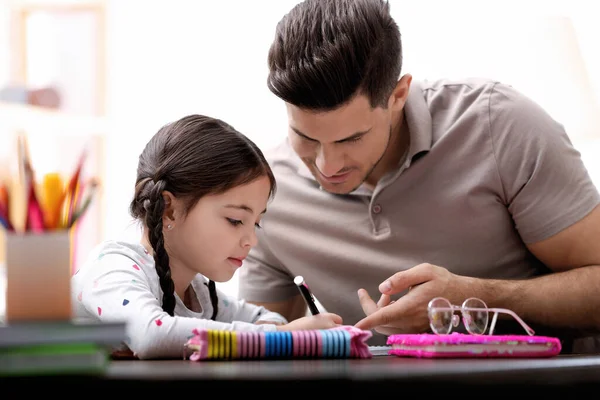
(161, 190), (178, 229)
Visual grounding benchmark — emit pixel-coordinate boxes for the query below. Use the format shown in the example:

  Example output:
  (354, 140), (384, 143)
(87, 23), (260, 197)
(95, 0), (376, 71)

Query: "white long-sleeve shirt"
(71, 240), (287, 359)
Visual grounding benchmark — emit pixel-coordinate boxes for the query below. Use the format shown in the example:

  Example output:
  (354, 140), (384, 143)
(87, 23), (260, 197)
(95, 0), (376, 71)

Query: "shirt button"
(372, 204), (382, 214)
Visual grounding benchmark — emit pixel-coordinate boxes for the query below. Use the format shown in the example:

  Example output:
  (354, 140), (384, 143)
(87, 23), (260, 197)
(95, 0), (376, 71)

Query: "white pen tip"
(293, 275), (304, 286)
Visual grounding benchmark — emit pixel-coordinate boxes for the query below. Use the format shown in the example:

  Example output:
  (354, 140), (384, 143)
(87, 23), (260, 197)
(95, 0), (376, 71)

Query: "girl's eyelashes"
(227, 218), (262, 229)
(226, 218), (243, 226)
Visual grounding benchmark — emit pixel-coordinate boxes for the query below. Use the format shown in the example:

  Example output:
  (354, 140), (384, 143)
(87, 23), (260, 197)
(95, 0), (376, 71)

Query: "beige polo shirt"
(239, 78), (600, 346)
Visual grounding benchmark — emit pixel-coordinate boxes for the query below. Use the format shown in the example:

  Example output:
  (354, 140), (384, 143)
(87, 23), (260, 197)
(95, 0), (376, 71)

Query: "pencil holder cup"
(5, 231), (72, 322)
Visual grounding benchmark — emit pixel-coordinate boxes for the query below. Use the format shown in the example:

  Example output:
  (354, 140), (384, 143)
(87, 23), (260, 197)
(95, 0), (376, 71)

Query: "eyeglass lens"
(428, 297), (454, 334)
(461, 297), (489, 334)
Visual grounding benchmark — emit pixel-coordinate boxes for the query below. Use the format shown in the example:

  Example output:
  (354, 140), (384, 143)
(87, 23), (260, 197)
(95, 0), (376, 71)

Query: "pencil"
(41, 172), (65, 230)
(63, 147), (88, 228)
(0, 200), (13, 231)
(68, 178), (99, 228)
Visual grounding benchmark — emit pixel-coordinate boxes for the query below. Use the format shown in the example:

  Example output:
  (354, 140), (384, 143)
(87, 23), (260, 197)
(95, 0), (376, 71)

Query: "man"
(238, 0), (600, 350)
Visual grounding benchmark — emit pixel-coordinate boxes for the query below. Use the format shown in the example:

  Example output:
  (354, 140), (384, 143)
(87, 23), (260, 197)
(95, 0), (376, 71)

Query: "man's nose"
(315, 146), (343, 177)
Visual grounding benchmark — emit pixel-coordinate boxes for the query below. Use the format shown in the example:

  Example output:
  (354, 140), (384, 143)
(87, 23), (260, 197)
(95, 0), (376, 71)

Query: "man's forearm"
(472, 265), (600, 334)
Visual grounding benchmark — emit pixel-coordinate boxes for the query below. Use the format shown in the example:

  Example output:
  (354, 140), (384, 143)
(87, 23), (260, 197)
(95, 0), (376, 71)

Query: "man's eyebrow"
(224, 204), (267, 214)
(290, 126), (371, 143)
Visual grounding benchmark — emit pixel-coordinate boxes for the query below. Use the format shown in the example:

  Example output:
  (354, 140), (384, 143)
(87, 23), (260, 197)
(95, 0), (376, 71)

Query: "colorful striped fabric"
(184, 325), (373, 360)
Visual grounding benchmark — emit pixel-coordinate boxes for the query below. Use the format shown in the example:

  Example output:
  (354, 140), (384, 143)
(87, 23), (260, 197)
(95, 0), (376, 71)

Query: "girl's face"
(164, 175), (271, 284)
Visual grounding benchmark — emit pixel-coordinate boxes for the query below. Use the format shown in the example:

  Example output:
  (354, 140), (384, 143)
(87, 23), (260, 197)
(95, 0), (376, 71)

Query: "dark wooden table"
(3, 353), (600, 394)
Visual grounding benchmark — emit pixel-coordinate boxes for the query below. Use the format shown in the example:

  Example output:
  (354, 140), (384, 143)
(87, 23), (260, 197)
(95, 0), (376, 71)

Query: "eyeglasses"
(427, 297), (535, 336)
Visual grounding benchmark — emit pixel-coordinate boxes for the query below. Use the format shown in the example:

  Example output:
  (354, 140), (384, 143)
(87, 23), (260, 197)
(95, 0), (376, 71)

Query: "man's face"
(286, 94), (394, 194)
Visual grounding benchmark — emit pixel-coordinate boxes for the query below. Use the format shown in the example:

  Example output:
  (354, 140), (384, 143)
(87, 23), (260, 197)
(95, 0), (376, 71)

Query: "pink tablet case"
(387, 333), (562, 358)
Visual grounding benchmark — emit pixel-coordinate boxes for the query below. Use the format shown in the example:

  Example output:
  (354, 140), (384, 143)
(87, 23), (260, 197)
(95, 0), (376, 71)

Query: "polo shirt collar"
(404, 79), (433, 164)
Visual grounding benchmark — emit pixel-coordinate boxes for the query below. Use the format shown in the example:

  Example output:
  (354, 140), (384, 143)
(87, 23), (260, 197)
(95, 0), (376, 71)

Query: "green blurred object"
(0, 320), (127, 376)
(0, 343), (108, 376)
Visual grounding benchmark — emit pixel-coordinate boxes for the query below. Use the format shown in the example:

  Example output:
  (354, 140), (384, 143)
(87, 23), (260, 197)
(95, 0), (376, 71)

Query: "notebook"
(368, 345), (392, 356)
(386, 333), (562, 358)
(184, 325), (373, 361)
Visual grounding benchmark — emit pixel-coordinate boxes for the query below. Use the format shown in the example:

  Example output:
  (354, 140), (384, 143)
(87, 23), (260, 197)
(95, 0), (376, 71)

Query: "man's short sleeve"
(489, 83), (600, 244)
(238, 227), (298, 302)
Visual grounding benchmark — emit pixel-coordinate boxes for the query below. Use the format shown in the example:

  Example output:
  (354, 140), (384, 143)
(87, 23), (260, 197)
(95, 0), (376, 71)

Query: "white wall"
(2, 1), (597, 298)
(96, 0), (600, 296)
(103, 0), (303, 241)
(103, 0), (307, 295)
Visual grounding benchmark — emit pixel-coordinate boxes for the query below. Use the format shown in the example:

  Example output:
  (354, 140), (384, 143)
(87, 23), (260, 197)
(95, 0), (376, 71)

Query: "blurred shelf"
(8, 0), (106, 12)
(0, 101), (110, 137)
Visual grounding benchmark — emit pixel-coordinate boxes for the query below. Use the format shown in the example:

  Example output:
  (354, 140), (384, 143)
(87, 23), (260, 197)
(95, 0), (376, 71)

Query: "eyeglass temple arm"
(488, 308), (535, 336)
(489, 312), (499, 335)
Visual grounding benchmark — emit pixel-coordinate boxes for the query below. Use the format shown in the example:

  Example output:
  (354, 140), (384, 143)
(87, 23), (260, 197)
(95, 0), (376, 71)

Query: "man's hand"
(354, 263), (474, 335)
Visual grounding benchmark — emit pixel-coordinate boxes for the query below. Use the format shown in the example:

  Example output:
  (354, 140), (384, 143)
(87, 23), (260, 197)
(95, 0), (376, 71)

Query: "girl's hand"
(276, 312), (343, 331)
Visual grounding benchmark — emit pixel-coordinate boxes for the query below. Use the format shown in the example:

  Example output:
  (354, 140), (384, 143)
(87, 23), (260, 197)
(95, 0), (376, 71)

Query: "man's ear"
(162, 190), (177, 229)
(388, 73), (412, 111)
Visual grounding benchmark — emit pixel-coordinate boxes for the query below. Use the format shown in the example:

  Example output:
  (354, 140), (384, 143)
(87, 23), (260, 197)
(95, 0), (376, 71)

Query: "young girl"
(71, 114), (342, 359)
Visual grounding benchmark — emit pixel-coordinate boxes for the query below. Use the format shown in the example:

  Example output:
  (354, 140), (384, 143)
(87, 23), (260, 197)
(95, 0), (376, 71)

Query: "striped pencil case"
(184, 325), (373, 361)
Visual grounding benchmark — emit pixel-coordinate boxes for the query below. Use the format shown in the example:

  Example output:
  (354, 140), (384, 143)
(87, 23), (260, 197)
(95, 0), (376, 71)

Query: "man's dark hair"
(267, 0), (402, 111)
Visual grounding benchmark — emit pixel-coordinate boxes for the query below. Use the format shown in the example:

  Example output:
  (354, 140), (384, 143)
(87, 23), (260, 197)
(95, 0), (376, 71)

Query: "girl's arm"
(78, 254), (278, 360)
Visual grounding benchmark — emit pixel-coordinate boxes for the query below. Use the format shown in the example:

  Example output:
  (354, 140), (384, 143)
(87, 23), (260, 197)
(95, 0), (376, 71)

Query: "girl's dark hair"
(267, 0), (402, 111)
(129, 114), (276, 318)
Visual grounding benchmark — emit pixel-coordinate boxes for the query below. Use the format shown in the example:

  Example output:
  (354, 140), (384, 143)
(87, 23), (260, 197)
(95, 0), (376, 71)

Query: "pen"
(294, 275), (320, 315)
